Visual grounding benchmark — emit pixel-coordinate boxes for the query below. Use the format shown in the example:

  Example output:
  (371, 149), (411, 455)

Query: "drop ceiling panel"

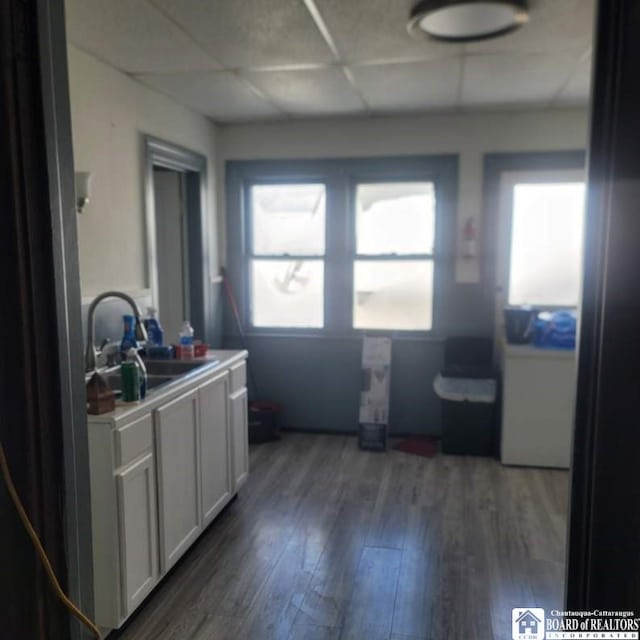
(314, 0), (463, 63)
(350, 58), (461, 112)
(65, 0), (219, 73)
(555, 54), (592, 106)
(134, 71), (282, 122)
(243, 67), (365, 116)
(465, 0), (595, 55)
(462, 51), (583, 108)
(151, 0), (335, 69)
(65, 0), (596, 121)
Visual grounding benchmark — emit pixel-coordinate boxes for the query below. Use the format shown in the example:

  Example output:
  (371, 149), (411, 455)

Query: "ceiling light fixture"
(408, 0), (529, 43)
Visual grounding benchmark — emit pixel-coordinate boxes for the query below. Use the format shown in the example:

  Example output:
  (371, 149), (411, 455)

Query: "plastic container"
(504, 307), (536, 344)
(435, 337), (498, 457)
(194, 342), (208, 358)
(533, 310), (577, 350)
(144, 307), (164, 346)
(178, 321), (194, 360)
(441, 398), (497, 456)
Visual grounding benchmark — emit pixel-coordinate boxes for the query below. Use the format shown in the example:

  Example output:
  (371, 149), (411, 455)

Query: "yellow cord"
(0, 441), (102, 639)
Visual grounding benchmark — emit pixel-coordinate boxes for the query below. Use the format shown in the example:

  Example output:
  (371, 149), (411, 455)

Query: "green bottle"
(121, 359), (140, 402)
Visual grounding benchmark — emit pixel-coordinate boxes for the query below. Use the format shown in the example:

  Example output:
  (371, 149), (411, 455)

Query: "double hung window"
(227, 156), (456, 334)
(353, 181), (435, 331)
(248, 183), (326, 328)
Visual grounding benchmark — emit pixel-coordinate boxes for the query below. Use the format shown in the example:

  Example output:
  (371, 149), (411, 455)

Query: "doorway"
(152, 167), (189, 342)
(144, 137), (210, 344)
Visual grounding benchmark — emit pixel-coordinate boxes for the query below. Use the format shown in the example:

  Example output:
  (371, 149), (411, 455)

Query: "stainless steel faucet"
(84, 291), (149, 372)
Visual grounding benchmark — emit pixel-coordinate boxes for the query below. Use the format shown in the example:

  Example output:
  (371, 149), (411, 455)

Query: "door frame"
(144, 136), (210, 343)
(1, 1), (92, 637)
(566, 0), (640, 609)
(495, 168), (586, 309)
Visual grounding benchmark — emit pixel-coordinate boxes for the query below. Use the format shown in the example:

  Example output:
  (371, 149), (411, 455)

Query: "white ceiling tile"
(64, 0), (219, 73)
(554, 54), (592, 106)
(66, 0), (595, 120)
(134, 71), (282, 122)
(465, 0), (596, 55)
(151, 0), (335, 69)
(350, 58), (461, 112)
(314, 0), (463, 63)
(461, 51), (583, 109)
(242, 67), (365, 116)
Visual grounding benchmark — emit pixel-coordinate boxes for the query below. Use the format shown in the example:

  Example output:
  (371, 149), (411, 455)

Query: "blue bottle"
(144, 307), (164, 346)
(120, 315), (138, 358)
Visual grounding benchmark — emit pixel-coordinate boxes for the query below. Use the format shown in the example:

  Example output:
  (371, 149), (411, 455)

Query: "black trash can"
(435, 338), (498, 457)
(248, 401), (281, 443)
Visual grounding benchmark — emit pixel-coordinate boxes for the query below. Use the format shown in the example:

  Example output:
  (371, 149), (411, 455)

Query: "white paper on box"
(359, 337), (391, 425)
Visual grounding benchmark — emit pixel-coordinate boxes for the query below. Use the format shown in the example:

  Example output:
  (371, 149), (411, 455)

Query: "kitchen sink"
(105, 373), (176, 396)
(142, 359), (215, 376)
(95, 358), (220, 401)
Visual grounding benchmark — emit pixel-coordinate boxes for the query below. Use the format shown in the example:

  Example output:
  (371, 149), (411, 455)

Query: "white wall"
(68, 45), (220, 296)
(218, 109), (589, 281)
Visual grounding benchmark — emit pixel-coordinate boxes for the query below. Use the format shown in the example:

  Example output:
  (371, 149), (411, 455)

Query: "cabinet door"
(501, 352), (576, 468)
(116, 452), (158, 617)
(155, 388), (201, 572)
(230, 388), (249, 491)
(199, 372), (232, 527)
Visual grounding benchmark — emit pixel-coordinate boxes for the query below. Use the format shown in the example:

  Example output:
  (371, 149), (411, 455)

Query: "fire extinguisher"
(463, 217), (477, 259)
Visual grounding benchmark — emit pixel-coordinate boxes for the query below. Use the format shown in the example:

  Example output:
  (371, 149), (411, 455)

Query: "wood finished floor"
(113, 433), (568, 640)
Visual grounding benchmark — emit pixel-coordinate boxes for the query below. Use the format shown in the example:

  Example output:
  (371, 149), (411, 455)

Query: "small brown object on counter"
(86, 371), (115, 415)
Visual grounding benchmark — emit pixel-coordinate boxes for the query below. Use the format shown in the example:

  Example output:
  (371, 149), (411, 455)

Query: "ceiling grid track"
(301, 0), (373, 114)
(549, 47), (592, 108)
(455, 47), (468, 111)
(145, 0), (287, 118)
(146, 0), (221, 69)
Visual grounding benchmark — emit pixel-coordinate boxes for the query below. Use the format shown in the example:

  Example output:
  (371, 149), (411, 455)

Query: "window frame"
(350, 177), (438, 332)
(482, 151), (587, 352)
(504, 175), (586, 309)
(226, 156), (458, 338)
(244, 178), (328, 330)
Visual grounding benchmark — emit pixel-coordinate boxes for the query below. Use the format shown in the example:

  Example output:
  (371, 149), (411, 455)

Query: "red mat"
(393, 435), (439, 458)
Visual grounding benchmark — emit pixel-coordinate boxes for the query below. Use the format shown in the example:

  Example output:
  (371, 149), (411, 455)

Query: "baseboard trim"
(279, 426), (441, 439)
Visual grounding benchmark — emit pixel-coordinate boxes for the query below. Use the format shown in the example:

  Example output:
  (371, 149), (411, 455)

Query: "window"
(508, 182), (585, 307)
(353, 182), (436, 330)
(227, 156), (456, 334)
(248, 183), (325, 328)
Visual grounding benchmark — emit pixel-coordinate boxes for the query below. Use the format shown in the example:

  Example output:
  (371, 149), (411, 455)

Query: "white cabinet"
(155, 388), (201, 572)
(116, 452), (158, 617)
(199, 372), (231, 527)
(88, 350), (248, 631)
(501, 344), (576, 468)
(231, 388), (249, 490)
(228, 360), (249, 491)
(88, 411), (158, 629)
